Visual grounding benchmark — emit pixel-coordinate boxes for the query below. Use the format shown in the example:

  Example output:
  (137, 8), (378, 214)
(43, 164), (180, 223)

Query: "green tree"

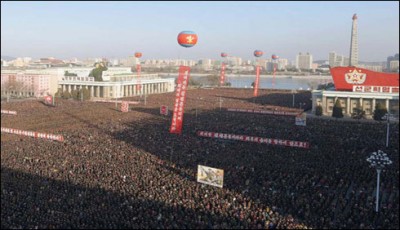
(373, 103), (388, 121)
(70, 89), (79, 100)
(55, 88), (63, 98)
(62, 90), (71, 99)
(315, 105), (323, 116)
(64, 71), (77, 77)
(332, 99), (343, 118)
(79, 87), (91, 101)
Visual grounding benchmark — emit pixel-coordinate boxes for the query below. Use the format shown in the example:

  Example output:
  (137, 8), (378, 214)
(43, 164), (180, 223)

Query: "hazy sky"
(1, 1), (399, 62)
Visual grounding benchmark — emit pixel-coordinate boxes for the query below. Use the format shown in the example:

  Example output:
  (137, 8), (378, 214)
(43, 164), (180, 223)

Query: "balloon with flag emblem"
(272, 54), (279, 60)
(254, 50), (263, 57)
(177, 31), (198, 48)
(135, 52), (142, 58)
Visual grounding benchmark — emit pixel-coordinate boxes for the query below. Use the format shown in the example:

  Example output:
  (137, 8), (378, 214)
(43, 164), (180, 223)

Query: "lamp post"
(291, 89), (296, 107)
(366, 150), (392, 212)
(7, 86), (14, 103)
(384, 113), (391, 148)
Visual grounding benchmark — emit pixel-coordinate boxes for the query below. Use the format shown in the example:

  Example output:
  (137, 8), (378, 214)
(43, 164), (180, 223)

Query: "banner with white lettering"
(197, 165), (224, 188)
(1, 127), (64, 142)
(197, 131), (310, 149)
(352, 85), (399, 93)
(1, 110), (17, 115)
(92, 99), (139, 105)
(170, 66), (190, 134)
(295, 113), (307, 126)
(219, 62), (226, 86)
(253, 66), (260, 97)
(227, 108), (300, 116)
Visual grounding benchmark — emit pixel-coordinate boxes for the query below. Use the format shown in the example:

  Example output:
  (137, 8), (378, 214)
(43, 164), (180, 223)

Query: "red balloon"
(221, 52), (228, 58)
(177, 31), (198, 48)
(135, 52), (142, 58)
(272, 54), (279, 60)
(254, 50), (263, 57)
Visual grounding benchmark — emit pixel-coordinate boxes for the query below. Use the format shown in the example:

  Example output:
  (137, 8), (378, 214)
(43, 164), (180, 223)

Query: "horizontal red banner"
(227, 108), (300, 116)
(197, 130), (309, 149)
(1, 127), (64, 142)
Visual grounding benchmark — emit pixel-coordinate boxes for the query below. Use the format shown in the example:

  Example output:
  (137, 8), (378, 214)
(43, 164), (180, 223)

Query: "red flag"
(170, 66), (190, 134)
(253, 66), (260, 97)
(219, 63), (226, 86)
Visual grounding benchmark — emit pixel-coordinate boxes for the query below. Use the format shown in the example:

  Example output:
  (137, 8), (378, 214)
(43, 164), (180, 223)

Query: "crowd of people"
(1, 88), (399, 229)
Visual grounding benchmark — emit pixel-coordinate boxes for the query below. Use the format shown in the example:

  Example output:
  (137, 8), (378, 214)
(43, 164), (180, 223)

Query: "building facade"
(312, 90), (399, 118)
(1, 71), (58, 97)
(58, 74), (175, 99)
(296, 52), (313, 70)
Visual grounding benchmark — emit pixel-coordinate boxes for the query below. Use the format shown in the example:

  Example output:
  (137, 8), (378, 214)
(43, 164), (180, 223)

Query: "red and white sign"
(92, 99), (139, 105)
(295, 113), (307, 126)
(330, 67), (399, 91)
(352, 85), (399, 93)
(197, 131), (310, 149)
(227, 108), (300, 116)
(121, 101), (129, 112)
(1, 127), (64, 142)
(44, 95), (53, 105)
(219, 63), (226, 86)
(1, 110), (17, 115)
(160, 105), (168, 115)
(170, 66), (190, 134)
(254, 66), (260, 97)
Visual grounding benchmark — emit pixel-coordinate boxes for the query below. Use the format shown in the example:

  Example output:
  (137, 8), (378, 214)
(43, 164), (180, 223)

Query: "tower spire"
(349, 13), (359, 66)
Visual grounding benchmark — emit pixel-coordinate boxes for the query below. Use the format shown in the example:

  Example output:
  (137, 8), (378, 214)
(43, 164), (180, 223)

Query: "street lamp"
(383, 113), (392, 148)
(7, 86), (14, 103)
(366, 150), (392, 212)
(291, 89), (296, 107)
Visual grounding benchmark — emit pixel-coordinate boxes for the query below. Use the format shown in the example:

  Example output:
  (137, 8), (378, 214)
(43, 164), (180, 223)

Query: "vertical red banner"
(253, 66), (260, 97)
(136, 64), (142, 91)
(219, 63), (226, 86)
(170, 66), (191, 134)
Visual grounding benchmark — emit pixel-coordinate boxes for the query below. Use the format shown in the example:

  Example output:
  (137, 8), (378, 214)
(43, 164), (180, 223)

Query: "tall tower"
(349, 13), (359, 66)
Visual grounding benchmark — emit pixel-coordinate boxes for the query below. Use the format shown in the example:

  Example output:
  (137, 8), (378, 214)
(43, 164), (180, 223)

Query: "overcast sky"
(1, 1), (399, 61)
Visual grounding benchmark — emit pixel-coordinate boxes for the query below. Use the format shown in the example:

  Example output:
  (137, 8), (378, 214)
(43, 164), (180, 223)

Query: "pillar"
(347, 97), (350, 115)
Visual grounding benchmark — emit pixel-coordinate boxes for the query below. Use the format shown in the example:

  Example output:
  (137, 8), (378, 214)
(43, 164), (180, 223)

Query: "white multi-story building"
(329, 52), (349, 67)
(296, 52), (313, 70)
(329, 52), (337, 67)
(199, 59), (212, 70)
(389, 60), (399, 72)
(227, 56), (242, 66)
(1, 71), (58, 97)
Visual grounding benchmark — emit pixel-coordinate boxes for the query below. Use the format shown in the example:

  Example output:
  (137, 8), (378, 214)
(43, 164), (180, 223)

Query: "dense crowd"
(1, 88), (399, 229)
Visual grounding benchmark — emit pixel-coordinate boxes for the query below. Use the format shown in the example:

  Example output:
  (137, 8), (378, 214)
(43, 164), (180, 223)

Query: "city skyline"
(1, 1), (399, 62)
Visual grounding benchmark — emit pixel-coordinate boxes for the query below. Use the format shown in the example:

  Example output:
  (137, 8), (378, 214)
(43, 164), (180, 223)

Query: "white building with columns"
(312, 90), (399, 118)
(58, 74), (175, 99)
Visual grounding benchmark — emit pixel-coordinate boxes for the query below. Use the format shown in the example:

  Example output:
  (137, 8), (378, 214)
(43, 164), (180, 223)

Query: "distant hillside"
(1, 56), (16, 61)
